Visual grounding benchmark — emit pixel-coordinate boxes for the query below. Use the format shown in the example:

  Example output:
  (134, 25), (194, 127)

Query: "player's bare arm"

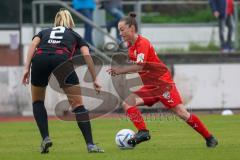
(80, 46), (101, 93)
(107, 64), (143, 76)
(22, 37), (41, 85)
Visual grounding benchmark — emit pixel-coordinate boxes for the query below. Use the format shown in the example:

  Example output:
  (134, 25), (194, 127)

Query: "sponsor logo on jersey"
(48, 39), (61, 44)
(136, 53), (144, 63)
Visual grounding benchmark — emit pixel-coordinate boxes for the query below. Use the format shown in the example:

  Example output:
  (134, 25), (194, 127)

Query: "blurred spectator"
(209, 0), (235, 53)
(72, 0), (96, 46)
(100, 0), (124, 42)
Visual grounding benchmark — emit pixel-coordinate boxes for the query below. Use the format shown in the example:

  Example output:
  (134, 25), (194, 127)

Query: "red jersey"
(128, 35), (174, 86)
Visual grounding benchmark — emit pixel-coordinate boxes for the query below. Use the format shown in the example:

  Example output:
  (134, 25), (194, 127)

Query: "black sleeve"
(32, 30), (43, 40)
(72, 31), (89, 48)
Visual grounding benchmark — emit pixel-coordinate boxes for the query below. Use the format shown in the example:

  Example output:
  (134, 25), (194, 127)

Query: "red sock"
(186, 114), (211, 139)
(126, 106), (147, 131)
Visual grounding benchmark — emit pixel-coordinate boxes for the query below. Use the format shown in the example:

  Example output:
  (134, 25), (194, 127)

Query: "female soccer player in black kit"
(22, 9), (104, 154)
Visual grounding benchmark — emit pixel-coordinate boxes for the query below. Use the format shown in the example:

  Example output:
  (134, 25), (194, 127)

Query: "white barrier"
(0, 64), (239, 116)
(174, 64), (240, 109)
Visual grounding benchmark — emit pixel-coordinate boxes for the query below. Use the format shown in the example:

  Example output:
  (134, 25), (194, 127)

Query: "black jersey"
(33, 26), (88, 58)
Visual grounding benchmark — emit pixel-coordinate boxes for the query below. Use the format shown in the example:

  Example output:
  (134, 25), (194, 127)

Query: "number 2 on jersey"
(50, 26), (65, 39)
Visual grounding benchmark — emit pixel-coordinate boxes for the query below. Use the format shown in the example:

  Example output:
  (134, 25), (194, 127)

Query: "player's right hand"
(106, 68), (120, 76)
(93, 80), (101, 94)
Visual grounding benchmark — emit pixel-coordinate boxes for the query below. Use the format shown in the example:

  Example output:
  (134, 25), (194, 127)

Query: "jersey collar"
(128, 34), (141, 48)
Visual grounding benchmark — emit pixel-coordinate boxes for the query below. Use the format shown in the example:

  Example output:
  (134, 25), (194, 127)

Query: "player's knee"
(122, 101), (133, 111)
(69, 98), (83, 108)
(178, 110), (190, 121)
(178, 112), (190, 121)
(172, 105), (190, 120)
(122, 101), (128, 111)
(125, 97), (137, 106)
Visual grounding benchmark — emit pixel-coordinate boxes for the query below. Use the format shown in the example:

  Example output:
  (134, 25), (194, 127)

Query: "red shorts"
(134, 84), (182, 108)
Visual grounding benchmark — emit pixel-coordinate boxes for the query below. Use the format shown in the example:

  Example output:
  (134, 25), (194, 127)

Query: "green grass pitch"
(0, 114), (239, 160)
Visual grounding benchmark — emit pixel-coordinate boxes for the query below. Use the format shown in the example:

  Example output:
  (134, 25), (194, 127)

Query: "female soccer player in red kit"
(107, 12), (218, 148)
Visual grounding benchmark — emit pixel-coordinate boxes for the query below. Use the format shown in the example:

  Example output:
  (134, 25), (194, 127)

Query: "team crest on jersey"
(136, 53), (144, 63)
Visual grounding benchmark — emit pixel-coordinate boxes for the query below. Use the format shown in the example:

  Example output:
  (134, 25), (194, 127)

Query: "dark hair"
(120, 12), (138, 32)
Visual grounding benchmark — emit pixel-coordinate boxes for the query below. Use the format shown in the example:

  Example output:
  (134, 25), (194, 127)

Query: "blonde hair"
(54, 9), (75, 28)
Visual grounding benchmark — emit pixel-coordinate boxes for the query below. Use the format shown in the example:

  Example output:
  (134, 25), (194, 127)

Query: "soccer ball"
(115, 129), (135, 149)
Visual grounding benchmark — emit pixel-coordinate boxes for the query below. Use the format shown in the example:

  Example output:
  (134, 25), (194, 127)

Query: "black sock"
(72, 106), (93, 145)
(32, 101), (49, 140)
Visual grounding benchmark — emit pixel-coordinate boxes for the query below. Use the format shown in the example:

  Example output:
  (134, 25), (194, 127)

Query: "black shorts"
(31, 54), (79, 88)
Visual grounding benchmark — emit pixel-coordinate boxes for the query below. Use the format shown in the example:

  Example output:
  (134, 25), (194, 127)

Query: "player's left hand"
(22, 68), (30, 85)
